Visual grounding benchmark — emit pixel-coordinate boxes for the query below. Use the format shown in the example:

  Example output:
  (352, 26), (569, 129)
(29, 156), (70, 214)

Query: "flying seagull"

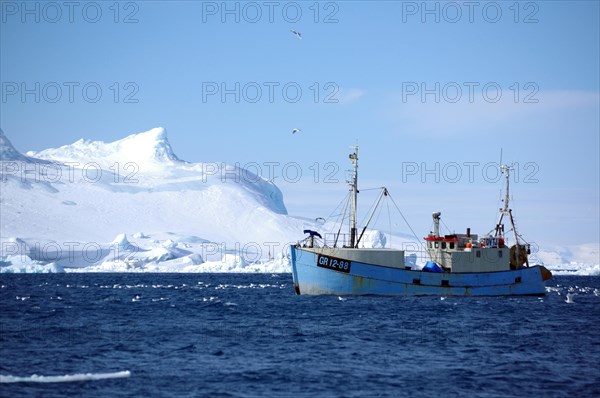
(290, 29), (302, 39)
(565, 292), (576, 304)
(292, 128), (301, 134)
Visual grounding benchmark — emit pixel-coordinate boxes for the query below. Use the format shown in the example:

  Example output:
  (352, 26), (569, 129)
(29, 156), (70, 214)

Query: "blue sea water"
(0, 274), (599, 398)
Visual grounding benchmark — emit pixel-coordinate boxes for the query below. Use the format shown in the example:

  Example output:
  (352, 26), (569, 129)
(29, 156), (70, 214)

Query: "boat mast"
(349, 146), (359, 248)
(495, 164), (522, 259)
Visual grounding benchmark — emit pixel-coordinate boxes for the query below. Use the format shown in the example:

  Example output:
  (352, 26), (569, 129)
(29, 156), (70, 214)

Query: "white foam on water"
(151, 297), (169, 302)
(194, 296), (218, 302)
(0, 370), (131, 383)
(214, 283), (286, 290)
(546, 284), (599, 301)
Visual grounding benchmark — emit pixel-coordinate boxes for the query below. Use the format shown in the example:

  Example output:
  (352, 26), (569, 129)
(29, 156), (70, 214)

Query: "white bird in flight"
(290, 29), (302, 39)
(565, 292), (576, 304)
(292, 128), (301, 134)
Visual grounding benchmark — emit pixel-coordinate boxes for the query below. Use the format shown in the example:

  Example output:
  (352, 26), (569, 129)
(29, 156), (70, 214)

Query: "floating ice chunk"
(221, 254), (247, 269)
(0, 255), (64, 273)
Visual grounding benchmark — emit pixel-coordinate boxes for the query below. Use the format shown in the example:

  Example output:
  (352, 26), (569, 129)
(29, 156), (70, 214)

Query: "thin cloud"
(386, 90), (599, 137)
(336, 88), (366, 104)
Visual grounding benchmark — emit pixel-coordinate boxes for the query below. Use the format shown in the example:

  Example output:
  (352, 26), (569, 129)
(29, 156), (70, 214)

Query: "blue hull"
(290, 246), (549, 296)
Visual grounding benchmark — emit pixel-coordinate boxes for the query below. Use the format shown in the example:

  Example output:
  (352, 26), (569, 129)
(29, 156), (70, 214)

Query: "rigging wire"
(358, 193), (379, 228)
(356, 188), (386, 247)
(359, 187), (386, 192)
(387, 192), (426, 252)
(333, 193), (351, 247)
(372, 195), (384, 227)
(386, 197), (392, 248)
(326, 193), (351, 223)
(357, 187), (387, 228)
(440, 217), (453, 236)
(427, 216), (452, 235)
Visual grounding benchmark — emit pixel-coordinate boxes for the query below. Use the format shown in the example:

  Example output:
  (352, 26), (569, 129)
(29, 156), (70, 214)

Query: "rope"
(358, 193), (379, 227)
(333, 194), (351, 247)
(359, 187), (386, 192)
(387, 192), (426, 252)
(440, 217), (453, 235)
(327, 193), (350, 223)
(386, 198), (392, 248)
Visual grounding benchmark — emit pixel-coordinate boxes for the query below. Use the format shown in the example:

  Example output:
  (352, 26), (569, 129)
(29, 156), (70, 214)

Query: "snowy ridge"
(27, 127), (181, 170)
(0, 128), (37, 163)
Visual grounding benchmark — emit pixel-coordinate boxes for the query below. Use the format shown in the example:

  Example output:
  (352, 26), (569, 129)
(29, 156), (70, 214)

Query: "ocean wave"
(0, 370), (131, 383)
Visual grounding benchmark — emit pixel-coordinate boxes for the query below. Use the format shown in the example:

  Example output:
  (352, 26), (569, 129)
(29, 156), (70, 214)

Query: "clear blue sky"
(1, 1), (599, 247)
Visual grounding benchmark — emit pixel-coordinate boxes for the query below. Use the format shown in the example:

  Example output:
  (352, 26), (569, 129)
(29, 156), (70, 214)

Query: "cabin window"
(450, 242), (455, 249)
(434, 242), (439, 249)
(441, 280), (449, 287)
(499, 250), (503, 258)
(476, 250), (481, 258)
(515, 277), (522, 283)
(413, 278), (421, 285)
(429, 242), (432, 248)
(442, 242), (447, 249)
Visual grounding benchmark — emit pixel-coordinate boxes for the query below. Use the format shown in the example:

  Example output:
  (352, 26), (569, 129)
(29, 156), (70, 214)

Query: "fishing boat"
(290, 146), (552, 296)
